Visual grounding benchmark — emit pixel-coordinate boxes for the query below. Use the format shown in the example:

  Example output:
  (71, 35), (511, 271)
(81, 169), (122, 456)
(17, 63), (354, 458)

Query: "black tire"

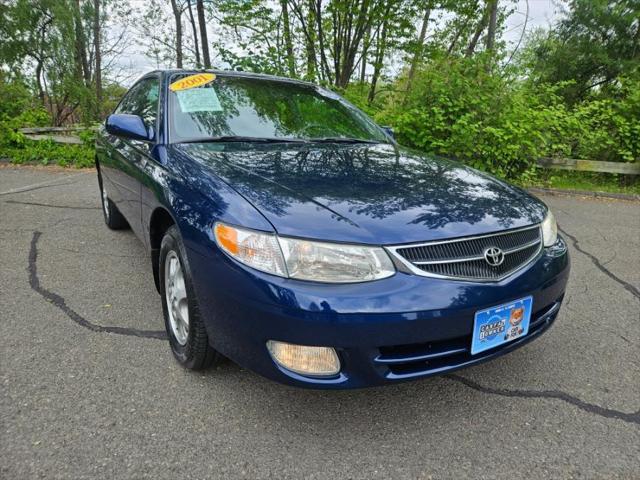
(160, 225), (219, 370)
(97, 169), (128, 230)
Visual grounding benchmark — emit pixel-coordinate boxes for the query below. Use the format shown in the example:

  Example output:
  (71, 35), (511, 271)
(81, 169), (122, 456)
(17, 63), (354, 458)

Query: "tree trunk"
(465, 4), (489, 57)
(93, 0), (102, 118)
(313, 0), (332, 83)
(368, 16), (389, 104)
(287, 0), (316, 80)
(305, 3), (317, 81)
(447, 18), (470, 55)
(331, 7), (342, 84)
(35, 59), (45, 104)
(485, 0), (498, 52)
(197, 0), (211, 68)
(281, 0), (296, 77)
(73, 0), (91, 85)
(334, 0), (373, 88)
(187, 0), (201, 68)
(359, 23), (371, 83)
(34, 18), (51, 105)
(170, 0), (183, 68)
(406, 5), (431, 94)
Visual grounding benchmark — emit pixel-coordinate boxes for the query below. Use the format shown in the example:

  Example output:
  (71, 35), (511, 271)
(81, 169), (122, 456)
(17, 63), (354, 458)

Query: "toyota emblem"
(484, 247), (504, 267)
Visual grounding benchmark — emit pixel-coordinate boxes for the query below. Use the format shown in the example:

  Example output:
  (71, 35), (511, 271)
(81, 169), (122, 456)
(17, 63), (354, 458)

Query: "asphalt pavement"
(1, 165), (638, 479)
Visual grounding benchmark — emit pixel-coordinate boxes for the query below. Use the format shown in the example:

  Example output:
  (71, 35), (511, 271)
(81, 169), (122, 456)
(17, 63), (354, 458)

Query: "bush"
(0, 76), (34, 120)
(378, 57), (564, 179)
(340, 82), (386, 117)
(0, 75), (95, 168)
(566, 75), (640, 163)
(3, 139), (94, 168)
(0, 109), (94, 168)
(377, 57), (639, 181)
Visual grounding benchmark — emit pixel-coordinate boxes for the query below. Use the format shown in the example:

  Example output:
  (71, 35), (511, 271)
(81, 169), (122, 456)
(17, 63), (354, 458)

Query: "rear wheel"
(97, 169), (128, 230)
(160, 225), (220, 370)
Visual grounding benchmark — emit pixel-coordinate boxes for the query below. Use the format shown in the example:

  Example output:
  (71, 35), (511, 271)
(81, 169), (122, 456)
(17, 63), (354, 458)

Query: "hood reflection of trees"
(188, 143), (543, 230)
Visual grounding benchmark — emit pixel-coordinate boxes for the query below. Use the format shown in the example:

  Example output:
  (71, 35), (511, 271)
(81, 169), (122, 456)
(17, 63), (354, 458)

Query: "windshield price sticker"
(176, 88), (223, 113)
(170, 73), (216, 92)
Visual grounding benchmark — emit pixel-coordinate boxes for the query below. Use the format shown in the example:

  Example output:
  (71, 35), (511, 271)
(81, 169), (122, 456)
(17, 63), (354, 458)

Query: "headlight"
(278, 236), (395, 283)
(214, 223), (287, 276)
(541, 209), (558, 247)
(214, 222), (395, 283)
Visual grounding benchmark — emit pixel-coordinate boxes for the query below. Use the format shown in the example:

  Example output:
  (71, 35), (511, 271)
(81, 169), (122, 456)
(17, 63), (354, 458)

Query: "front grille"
(389, 225), (542, 281)
(374, 298), (562, 380)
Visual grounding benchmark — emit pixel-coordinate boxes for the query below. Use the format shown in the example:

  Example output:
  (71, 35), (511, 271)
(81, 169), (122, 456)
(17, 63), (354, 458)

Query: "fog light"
(266, 341), (340, 377)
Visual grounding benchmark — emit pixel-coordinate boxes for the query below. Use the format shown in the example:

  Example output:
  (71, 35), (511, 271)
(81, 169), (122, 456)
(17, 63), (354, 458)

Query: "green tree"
(522, 0), (640, 104)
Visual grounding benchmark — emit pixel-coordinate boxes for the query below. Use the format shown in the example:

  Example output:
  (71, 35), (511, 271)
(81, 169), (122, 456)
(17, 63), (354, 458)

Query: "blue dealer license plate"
(471, 296), (533, 355)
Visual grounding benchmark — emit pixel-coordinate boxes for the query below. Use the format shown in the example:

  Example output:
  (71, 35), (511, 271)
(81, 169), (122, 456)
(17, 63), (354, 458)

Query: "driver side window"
(115, 77), (159, 130)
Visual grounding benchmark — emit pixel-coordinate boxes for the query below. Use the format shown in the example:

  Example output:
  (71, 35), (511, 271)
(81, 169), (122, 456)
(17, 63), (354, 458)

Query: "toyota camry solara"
(95, 70), (570, 388)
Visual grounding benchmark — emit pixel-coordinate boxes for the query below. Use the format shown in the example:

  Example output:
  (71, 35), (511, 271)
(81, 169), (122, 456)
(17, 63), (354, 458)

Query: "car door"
(102, 76), (160, 241)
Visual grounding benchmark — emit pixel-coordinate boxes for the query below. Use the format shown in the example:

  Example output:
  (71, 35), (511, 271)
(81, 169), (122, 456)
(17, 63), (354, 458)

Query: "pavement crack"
(446, 374), (640, 425)
(559, 226), (640, 301)
(28, 231), (167, 340)
(0, 172), (89, 196)
(59, 246), (142, 259)
(4, 199), (100, 210)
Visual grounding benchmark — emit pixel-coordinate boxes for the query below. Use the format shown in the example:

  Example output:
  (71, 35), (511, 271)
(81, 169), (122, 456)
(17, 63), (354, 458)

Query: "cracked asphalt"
(1, 165), (638, 479)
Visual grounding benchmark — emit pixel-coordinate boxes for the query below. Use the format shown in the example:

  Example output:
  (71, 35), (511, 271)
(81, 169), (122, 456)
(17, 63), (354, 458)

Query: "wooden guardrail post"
(17, 126), (96, 146)
(536, 157), (640, 175)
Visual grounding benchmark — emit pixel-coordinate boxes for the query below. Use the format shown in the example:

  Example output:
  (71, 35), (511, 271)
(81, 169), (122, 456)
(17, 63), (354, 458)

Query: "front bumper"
(186, 236), (570, 389)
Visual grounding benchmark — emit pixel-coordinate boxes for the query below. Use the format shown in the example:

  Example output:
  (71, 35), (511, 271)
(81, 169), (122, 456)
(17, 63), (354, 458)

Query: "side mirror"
(381, 125), (395, 139)
(105, 114), (154, 142)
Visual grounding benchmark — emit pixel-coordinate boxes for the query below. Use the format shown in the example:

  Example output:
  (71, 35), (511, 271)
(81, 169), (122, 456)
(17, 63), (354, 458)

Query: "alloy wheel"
(164, 250), (190, 345)
(101, 185), (110, 220)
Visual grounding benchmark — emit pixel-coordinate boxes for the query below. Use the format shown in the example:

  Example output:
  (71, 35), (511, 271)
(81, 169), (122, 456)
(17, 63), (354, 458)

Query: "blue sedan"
(96, 70), (570, 388)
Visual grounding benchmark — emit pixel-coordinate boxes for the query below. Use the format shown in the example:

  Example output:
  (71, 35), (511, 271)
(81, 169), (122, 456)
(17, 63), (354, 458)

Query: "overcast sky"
(504, 0), (564, 44)
(114, 0), (566, 85)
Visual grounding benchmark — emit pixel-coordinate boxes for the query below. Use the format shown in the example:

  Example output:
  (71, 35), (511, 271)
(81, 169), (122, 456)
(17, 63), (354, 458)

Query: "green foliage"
(518, 0), (640, 104)
(378, 56), (639, 181)
(529, 170), (640, 196)
(101, 83), (128, 119)
(1, 0), (100, 125)
(215, 45), (283, 76)
(1, 139), (94, 168)
(0, 0), (637, 191)
(213, 0), (287, 76)
(0, 118), (94, 168)
(0, 77), (94, 168)
(0, 75), (34, 120)
(339, 83), (380, 117)
(0, 102), (51, 154)
(379, 56), (550, 178)
(565, 75), (640, 163)
(0, 115), (95, 168)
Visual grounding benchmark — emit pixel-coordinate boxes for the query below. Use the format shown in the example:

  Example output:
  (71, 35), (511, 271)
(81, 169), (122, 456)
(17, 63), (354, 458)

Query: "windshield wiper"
(178, 136), (308, 144)
(309, 137), (380, 144)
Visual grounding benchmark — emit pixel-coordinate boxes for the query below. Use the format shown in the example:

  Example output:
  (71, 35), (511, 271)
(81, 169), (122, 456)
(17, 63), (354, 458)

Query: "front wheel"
(160, 225), (220, 370)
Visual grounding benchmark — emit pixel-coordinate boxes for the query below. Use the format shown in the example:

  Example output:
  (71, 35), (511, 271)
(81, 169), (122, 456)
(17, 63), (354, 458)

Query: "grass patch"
(2, 140), (94, 168)
(527, 169), (640, 195)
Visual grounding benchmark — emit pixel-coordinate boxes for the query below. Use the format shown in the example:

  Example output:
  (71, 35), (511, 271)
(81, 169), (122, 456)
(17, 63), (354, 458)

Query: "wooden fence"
(18, 126), (92, 145)
(16, 127), (640, 175)
(536, 157), (640, 175)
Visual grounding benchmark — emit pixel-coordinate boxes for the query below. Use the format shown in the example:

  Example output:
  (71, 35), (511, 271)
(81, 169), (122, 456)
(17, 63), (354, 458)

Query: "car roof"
(142, 69), (317, 88)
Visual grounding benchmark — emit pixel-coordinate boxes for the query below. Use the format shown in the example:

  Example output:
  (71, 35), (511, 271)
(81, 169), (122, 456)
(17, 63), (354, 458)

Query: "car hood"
(176, 142), (546, 245)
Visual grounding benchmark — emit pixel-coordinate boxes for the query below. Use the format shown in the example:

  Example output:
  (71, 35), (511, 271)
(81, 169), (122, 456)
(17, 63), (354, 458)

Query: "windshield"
(168, 74), (388, 144)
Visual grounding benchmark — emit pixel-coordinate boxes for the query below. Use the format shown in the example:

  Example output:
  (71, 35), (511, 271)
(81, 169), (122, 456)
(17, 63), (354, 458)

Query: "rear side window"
(115, 77), (160, 129)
